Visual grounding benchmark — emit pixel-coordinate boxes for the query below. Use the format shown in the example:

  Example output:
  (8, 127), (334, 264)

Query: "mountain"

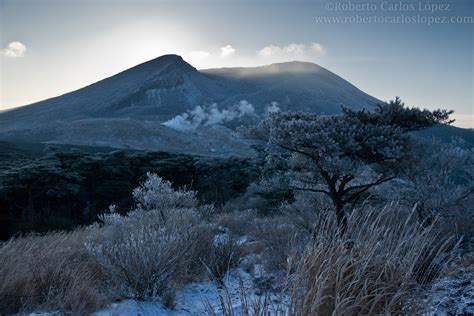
(0, 54), (382, 155)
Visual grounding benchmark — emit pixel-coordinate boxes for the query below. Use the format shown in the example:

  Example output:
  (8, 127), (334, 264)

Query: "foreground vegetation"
(0, 172), (468, 314)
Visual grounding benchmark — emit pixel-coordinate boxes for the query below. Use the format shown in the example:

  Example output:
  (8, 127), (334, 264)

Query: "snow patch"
(93, 269), (286, 316)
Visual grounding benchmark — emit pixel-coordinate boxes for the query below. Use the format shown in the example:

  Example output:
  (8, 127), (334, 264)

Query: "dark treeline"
(0, 142), (259, 239)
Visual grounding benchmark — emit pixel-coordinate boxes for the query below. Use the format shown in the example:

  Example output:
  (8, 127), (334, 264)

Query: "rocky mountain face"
(0, 54), (382, 155)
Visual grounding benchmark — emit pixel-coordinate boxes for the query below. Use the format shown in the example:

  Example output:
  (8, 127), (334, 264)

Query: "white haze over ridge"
(163, 100), (256, 132)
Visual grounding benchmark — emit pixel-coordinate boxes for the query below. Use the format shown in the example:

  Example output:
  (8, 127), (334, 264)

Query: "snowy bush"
(88, 208), (214, 302)
(132, 172), (198, 223)
(87, 173), (213, 303)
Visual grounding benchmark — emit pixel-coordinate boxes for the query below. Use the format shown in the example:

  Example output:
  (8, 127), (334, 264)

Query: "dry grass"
(208, 204), (457, 315)
(202, 233), (243, 284)
(204, 277), (285, 316)
(286, 204), (456, 315)
(0, 228), (113, 315)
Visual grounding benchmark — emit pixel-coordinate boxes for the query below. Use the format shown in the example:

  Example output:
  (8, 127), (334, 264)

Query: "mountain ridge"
(0, 54), (384, 155)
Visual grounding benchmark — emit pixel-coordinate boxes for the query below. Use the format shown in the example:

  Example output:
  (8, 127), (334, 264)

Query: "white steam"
(265, 101), (280, 114)
(163, 100), (255, 132)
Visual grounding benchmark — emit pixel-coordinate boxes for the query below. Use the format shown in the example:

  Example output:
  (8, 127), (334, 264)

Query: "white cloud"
(188, 50), (210, 60)
(310, 42), (325, 55)
(258, 43), (306, 57)
(284, 43), (305, 54)
(258, 45), (281, 57)
(257, 42), (325, 61)
(220, 45), (236, 57)
(1, 41), (27, 58)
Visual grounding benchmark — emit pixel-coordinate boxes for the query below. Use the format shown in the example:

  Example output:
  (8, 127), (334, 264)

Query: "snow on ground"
(93, 268), (286, 316)
(426, 258), (474, 315)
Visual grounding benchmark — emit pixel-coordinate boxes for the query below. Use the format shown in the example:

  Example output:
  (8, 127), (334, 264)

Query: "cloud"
(257, 42), (325, 60)
(258, 45), (281, 57)
(284, 43), (305, 55)
(163, 100), (255, 132)
(310, 42), (325, 55)
(1, 41), (27, 58)
(220, 45), (236, 57)
(188, 50), (210, 60)
(258, 43), (306, 57)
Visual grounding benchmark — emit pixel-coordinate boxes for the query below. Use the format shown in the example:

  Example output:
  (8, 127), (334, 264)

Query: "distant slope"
(416, 125), (474, 148)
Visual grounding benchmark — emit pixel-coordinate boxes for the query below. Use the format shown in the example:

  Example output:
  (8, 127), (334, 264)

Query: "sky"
(0, 0), (472, 127)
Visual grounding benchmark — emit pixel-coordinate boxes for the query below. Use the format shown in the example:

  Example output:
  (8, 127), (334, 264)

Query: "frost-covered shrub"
(87, 173), (213, 302)
(279, 191), (334, 237)
(223, 183), (279, 214)
(88, 207), (213, 301)
(133, 172), (198, 223)
(370, 138), (473, 237)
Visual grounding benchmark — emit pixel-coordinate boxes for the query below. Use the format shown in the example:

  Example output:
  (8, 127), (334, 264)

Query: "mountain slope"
(0, 55), (382, 155)
(202, 61), (379, 114)
(0, 55), (232, 131)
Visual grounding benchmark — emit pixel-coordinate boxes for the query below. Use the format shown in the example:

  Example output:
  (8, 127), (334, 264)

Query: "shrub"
(216, 209), (259, 236)
(86, 173), (214, 304)
(249, 215), (306, 291)
(203, 232), (243, 284)
(87, 207), (213, 302)
(132, 172), (198, 222)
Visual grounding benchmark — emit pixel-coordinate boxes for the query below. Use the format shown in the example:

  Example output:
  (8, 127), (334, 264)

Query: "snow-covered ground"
(92, 269), (286, 316)
(427, 255), (474, 315)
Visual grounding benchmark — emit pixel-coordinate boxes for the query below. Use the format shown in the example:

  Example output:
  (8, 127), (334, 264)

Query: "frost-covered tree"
(247, 97), (453, 233)
(132, 172), (197, 224)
